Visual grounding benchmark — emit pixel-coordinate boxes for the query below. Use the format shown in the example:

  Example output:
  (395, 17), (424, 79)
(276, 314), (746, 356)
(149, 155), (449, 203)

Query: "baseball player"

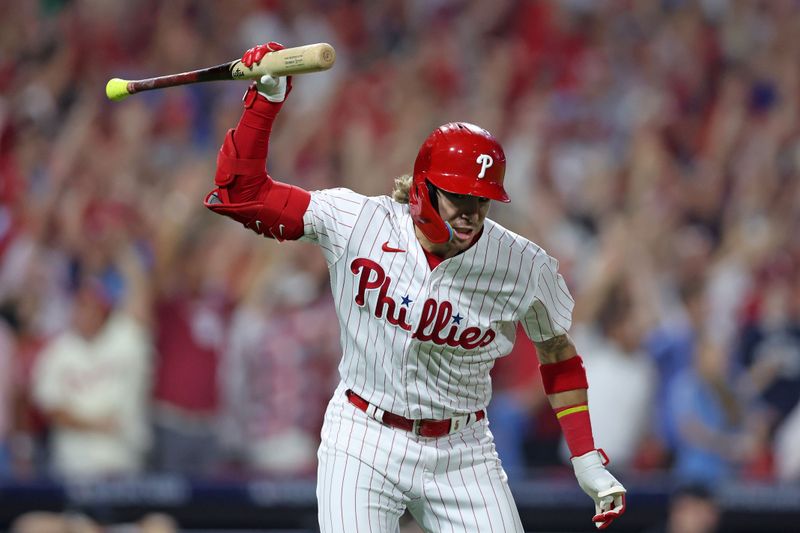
(206, 42), (626, 532)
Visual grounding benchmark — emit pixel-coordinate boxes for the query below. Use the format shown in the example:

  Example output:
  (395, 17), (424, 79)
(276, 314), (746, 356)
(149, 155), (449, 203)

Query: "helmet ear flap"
(409, 178), (453, 244)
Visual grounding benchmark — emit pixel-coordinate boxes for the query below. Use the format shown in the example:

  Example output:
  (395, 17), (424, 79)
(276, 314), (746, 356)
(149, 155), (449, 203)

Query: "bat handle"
(106, 78), (133, 101)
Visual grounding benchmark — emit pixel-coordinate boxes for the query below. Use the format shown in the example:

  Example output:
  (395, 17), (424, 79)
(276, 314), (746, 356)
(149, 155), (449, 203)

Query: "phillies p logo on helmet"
(476, 154), (493, 178)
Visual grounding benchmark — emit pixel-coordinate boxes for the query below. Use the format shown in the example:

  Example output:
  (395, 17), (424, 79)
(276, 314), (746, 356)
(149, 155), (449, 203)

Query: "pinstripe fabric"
(302, 188), (574, 530)
(318, 384), (524, 533)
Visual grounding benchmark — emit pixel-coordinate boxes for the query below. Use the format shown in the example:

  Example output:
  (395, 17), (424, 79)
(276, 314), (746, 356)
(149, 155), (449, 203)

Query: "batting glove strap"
(571, 449), (627, 530)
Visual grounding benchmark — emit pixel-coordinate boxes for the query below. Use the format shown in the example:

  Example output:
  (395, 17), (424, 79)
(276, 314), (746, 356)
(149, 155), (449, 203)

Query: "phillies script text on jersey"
(300, 188), (574, 419)
(351, 258), (496, 349)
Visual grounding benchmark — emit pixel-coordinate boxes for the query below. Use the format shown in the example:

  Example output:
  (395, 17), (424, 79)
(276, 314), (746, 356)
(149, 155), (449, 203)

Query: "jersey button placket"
(428, 264), (444, 291)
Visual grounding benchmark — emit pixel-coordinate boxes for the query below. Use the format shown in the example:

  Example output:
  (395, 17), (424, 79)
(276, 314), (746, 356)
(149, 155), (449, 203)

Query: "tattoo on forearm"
(535, 334), (574, 363)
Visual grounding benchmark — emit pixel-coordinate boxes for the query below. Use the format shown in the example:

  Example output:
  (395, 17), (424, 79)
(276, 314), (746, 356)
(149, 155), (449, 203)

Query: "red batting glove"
(241, 42), (284, 67)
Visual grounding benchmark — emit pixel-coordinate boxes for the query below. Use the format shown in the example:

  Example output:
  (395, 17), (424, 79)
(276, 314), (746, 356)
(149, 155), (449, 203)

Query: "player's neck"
(415, 227), (457, 259)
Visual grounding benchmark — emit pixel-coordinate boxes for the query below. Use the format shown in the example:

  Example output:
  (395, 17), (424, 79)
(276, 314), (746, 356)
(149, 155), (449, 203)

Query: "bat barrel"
(231, 43), (336, 78)
(276, 42), (336, 74)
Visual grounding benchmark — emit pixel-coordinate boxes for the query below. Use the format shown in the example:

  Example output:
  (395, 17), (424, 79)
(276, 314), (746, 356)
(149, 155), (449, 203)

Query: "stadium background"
(1, 0), (800, 531)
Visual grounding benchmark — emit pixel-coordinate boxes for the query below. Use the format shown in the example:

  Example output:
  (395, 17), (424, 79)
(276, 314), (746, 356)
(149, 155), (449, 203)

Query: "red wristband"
(539, 355), (588, 394)
(555, 403), (595, 457)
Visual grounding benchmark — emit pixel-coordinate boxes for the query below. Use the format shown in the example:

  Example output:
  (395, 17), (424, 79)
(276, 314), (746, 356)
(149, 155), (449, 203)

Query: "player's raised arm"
(204, 42), (311, 241)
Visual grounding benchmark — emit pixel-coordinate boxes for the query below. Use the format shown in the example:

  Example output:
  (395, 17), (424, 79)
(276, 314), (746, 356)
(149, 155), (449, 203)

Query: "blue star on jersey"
(452, 313), (463, 325)
(401, 295), (413, 306)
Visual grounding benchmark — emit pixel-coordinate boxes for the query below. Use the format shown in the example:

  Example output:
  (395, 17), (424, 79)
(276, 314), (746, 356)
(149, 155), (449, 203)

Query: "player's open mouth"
(452, 227), (474, 240)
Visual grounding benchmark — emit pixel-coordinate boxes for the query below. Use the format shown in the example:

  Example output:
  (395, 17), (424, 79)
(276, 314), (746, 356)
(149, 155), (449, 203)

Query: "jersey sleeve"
(521, 255), (575, 342)
(300, 188), (366, 264)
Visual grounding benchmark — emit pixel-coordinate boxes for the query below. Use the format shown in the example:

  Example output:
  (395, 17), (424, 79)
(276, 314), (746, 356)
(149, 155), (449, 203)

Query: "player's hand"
(241, 42), (292, 103)
(571, 449), (626, 529)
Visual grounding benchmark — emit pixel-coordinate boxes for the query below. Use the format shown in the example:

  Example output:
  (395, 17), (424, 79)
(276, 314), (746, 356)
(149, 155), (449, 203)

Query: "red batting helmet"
(409, 122), (509, 243)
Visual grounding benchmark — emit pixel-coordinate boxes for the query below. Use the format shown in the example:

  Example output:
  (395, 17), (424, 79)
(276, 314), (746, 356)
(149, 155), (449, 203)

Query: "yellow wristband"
(556, 404), (589, 419)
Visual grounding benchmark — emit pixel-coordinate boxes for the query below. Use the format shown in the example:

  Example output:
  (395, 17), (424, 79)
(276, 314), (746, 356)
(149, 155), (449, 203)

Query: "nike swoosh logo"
(382, 241), (405, 253)
(255, 220), (263, 232)
(278, 224), (285, 237)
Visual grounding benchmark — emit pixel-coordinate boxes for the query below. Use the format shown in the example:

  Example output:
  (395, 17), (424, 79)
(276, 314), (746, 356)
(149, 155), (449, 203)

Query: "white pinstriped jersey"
(301, 188), (574, 420)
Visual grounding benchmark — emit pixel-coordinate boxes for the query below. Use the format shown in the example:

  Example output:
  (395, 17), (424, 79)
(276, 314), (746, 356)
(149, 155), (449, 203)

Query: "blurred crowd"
(1, 0), (799, 496)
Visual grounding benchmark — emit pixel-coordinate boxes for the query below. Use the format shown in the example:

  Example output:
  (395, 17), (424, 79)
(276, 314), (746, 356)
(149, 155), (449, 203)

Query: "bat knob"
(106, 78), (131, 101)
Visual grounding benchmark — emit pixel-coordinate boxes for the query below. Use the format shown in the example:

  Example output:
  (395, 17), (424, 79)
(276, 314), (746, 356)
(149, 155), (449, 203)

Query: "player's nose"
(457, 196), (482, 216)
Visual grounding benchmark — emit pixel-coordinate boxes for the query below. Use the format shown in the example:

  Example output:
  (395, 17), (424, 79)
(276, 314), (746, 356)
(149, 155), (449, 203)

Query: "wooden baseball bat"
(106, 43), (335, 101)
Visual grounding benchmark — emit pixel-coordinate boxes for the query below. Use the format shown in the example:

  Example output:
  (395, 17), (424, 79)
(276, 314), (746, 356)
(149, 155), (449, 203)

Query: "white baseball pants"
(316, 384), (524, 532)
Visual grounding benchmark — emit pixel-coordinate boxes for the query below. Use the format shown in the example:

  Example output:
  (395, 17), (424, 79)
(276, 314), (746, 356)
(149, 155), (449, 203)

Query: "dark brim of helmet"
(426, 172), (511, 203)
